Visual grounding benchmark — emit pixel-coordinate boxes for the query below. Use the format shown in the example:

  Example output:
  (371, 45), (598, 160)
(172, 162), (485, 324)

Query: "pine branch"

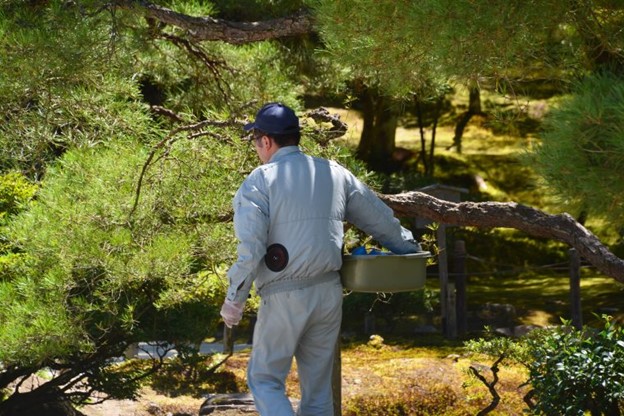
(128, 117), (243, 219)
(118, 0), (314, 44)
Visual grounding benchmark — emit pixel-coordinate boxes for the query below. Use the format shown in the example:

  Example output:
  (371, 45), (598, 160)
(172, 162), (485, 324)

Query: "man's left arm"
(344, 175), (421, 254)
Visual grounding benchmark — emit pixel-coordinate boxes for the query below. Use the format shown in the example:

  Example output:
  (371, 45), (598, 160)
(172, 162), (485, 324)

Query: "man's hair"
(254, 129), (300, 147)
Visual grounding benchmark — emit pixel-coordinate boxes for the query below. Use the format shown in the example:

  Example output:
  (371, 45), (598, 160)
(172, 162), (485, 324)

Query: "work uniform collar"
(269, 145), (301, 163)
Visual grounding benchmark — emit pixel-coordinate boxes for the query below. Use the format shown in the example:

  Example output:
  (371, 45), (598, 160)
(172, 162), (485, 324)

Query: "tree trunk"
(450, 87), (482, 154)
(379, 191), (624, 284)
(415, 95), (444, 177)
(357, 89), (398, 172)
(416, 100), (429, 175)
(427, 96), (444, 177)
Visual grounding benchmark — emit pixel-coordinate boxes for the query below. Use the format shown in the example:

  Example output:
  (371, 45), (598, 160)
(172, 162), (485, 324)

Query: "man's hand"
(220, 299), (244, 328)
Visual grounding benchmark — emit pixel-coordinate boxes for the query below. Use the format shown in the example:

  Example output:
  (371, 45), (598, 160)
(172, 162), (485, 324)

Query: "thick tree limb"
(121, 1), (314, 44)
(379, 191), (624, 284)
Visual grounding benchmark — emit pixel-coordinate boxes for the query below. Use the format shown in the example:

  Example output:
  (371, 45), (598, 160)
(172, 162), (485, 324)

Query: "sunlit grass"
(465, 272), (624, 327)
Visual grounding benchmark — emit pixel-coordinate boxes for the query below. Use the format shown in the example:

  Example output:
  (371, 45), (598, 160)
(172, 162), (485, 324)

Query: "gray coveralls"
(226, 146), (419, 416)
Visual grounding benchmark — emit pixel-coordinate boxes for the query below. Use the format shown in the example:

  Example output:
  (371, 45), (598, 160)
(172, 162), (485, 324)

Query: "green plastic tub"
(340, 252), (432, 293)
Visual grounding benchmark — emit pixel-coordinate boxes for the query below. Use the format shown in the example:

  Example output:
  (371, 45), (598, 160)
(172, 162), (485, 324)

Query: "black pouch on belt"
(265, 243), (288, 272)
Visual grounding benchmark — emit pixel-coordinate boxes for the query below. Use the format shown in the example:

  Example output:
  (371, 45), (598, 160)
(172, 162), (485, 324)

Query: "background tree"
(528, 3), (624, 227)
(314, 0), (624, 225)
(124, 1), (624, 188)
(312, 0), (574, 171)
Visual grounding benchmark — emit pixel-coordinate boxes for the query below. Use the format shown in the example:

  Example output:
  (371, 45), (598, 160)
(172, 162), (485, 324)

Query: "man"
(220, 102), (421, 416)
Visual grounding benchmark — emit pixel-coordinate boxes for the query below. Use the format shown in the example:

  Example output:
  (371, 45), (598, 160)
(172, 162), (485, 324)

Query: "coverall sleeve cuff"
(226, 288), (251, 304)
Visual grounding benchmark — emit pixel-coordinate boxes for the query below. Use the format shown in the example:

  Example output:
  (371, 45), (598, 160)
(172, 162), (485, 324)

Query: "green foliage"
(427, 0), (573, 79)
(466, 316), (624, 415)
(0, 172), (37, 220)
(464, 331), (531, 364)
(0, 274), (89, 367)
(0, 135), (251, 404)
(0, 0), (307, 180)
(524, 317), (624, 415)
(2, 136), (246, 348)
(531, 72), (624, 224)
(0, 172), (38, 281)
(0, 1), (149, 176)
(314, 0), (444, 97)
(135, 33), (303, 115)
(123, 0), (307, 115)
(314, 0), (573, 98)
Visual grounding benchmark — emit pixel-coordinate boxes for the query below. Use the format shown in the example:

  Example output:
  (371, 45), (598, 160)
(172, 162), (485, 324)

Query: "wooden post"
(223, 326), (234, 355)
(454, 240), (467, 337)
(447, 282), (457, 339)
(437, 224), (455, 338)
(569, 248), (582, 330)
(332, 333), (341, 416)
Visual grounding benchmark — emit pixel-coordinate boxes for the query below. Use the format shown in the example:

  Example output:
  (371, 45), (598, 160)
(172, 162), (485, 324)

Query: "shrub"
(466, 316), (624, 415)
(524, 316), (624, 415)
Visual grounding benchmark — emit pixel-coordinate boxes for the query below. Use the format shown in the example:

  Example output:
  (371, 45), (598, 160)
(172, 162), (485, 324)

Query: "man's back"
(247, 146), (348, 296)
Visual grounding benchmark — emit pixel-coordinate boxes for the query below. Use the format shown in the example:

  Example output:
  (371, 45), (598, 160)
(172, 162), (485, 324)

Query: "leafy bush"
(0, 172), (37, 279)
(466, 316), (624, 415)
(525, 317), (624, 415)
(0, 137), (245, 412)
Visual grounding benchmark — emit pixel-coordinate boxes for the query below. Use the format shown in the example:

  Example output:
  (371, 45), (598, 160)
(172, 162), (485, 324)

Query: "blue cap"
(244, 102), (300, 136)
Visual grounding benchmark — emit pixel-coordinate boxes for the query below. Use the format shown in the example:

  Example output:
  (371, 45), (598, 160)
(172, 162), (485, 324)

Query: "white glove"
(220, 299), (244, 328)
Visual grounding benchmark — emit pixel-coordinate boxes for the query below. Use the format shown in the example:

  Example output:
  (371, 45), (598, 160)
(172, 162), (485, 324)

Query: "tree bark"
(449, 87), (482, 154)
(379, 191), (624, 284)
(120, 1), (314, 44)
(357, 88), (398, 172)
